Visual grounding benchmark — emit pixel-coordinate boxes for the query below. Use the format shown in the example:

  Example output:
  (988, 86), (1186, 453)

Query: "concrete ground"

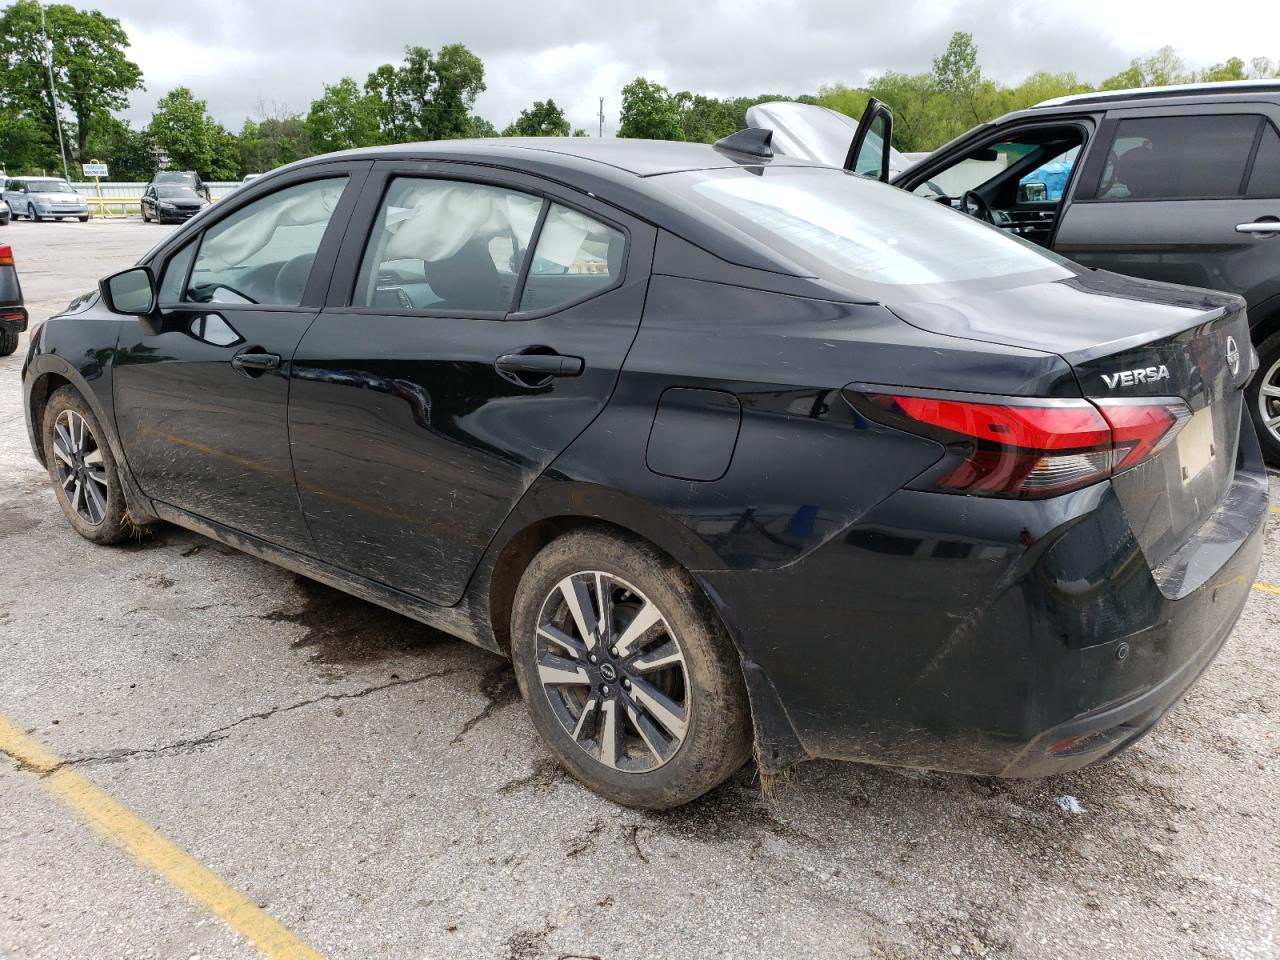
(0, 218), (1277, 960)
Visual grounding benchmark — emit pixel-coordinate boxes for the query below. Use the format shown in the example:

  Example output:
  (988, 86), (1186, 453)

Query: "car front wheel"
(28, 204), (41, 223)
(510, 528), (751, 809)
(42, 386), (133, 544)
(1248, 330), (1280, 466)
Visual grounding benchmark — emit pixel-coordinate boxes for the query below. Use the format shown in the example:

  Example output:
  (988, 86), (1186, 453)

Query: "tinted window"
(354, 178), (541, 312)
(1247, 122), (1280, 198)
(1094, 115), (1260, 200)
(184, 177), (346, 306)
(672, 167), (1070, 298)
(519, 204), (624, 312)
(158, 241), (196, 304)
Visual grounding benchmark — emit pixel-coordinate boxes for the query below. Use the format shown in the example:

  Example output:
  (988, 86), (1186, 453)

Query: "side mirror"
(100, 266), (157, 316)
(1018, 182), (1048, 203)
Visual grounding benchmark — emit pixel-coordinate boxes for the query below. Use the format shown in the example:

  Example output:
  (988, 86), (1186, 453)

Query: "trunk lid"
(888, 270), (1252, 577)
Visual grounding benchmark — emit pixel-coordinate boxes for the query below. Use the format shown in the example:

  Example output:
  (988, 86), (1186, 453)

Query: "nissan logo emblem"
(1226, 336), (1241, 377)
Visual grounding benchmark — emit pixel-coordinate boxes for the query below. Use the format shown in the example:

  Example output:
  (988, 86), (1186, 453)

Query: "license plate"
(1176, 406), (1216, 482)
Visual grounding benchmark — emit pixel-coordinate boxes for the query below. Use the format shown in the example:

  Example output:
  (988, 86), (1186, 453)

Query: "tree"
(674, 93), (737, 143)
(85, 115), (155, 180)
(148, 87), (237, 179)
(0, 0), (142, 161)
(306, 77), (381, 152)
(1101, 46), (1191, 89)
(932, 31), (998, 130)
(1198, 57), (1247, 82)
(618, 78), (684, 140)
(503, 99), (570, 137)
(363, 44), (486, 143)
(239, 102), (310, 173)
(467, 115), (499, 138)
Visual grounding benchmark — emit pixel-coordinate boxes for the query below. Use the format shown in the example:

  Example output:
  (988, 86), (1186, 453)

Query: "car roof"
(1032, 79), (1280, 110)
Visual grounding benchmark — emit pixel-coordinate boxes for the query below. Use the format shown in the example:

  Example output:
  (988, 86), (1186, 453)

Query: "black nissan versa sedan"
(22, 134), (1269, 808)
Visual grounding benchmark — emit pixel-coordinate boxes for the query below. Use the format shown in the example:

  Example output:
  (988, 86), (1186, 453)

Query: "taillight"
(851, 390), (1191, 499)
(0, 244), (13, 266)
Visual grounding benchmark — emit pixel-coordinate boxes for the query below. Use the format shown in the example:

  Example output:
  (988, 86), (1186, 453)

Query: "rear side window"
(355, 178), (541, 313)
(519, 204), (625, 312)
(1247, 122), (1280, 198)
(185, 177), (346, 306)
(1093, 115), (1260, 200)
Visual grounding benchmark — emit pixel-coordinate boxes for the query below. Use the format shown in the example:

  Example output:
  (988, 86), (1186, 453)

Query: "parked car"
(148, 170), (212, 203)
(0, 196), (10, 226)
(752, 80), (1280, 463)
(141, 183), (209, 224)
(238, 173), (263, 190)
(1, 243), (27, 356)
(1, 177), (90, 222)
(23, 139), (1267, 808)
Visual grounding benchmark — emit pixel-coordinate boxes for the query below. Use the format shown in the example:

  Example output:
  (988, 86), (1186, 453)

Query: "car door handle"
(495, 352), (584, 379)
(1235, 220), (1280, 235)
(231, 350), (281, 377)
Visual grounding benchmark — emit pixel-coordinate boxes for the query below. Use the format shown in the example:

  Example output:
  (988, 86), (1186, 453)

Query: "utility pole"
(598, 97), (605, 138)
(38, 1), (71, 182)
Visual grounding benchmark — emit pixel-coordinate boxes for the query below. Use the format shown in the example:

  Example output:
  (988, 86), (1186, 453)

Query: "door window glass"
(519, 204), (625, 312)
(354, 178), (542, 312)
(851, 113), (889, 179)
(1246, 122), (1280, 198)
(1018, 145), (1079, 202)
(1093, 115), (1260, 200)
(157, 241), (195, 304)
(184, 177), (346, 306)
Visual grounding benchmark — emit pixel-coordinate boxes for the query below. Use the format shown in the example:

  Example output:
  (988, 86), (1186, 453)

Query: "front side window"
(519, 204), (624, 312)
(912, 135), (1081, 202)
(184, 177), (346, 306)
(354, 178), (541, 312)
(1093, 115), (1260, 200)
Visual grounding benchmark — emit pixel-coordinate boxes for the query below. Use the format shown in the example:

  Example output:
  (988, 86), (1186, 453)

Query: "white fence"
(70, 181), (241, 200)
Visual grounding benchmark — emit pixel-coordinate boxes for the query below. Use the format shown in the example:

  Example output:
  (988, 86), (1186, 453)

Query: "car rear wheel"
(42, 387), (132, 544)
(0, 330), (18, 356)
(510, 528), (751, 809)
(1248, 330), (1280, 466)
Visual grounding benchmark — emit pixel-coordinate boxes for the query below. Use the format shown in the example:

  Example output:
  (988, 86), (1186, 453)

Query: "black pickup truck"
(1, 242), (27, 357)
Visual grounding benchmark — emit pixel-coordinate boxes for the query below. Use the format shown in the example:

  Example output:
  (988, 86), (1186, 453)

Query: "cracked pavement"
(1, 220), (1278, 960)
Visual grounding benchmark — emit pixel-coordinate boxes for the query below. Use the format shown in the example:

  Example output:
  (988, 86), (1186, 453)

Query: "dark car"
(1, 243), (27, 356)
(754, 80), (1280, 464)
(22, 138), (1268, 808)
(148, 170), (212, 203)
(141, 183), (209, 224)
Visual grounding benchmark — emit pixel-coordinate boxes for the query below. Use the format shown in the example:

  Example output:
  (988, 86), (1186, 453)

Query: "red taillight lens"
(0, 244), (13, 266)
(856, 391), (1191, 498)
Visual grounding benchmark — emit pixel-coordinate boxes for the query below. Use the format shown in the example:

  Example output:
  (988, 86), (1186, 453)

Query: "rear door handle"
(231, 349), (281, 377)
(1235, 220), (1280, 235)
(495, 352), (584, 379)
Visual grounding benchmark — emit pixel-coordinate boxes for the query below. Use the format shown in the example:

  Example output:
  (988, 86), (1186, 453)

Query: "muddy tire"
(1248, 330), (1280, 466)
(42, 386), (132, 544)
(510, 527), (751, 809)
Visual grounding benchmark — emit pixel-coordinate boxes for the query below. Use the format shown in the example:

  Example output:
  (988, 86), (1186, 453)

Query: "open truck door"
(744, 101), (900, 179)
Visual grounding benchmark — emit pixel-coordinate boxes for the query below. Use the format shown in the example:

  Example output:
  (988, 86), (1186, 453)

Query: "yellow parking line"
(1271, 505), (1280, 515)
(0, 713), (327, 960)
(1256, 582), (1280, 596)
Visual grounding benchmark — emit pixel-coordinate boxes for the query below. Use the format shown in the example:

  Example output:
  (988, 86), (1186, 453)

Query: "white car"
(1, 177), (90, 222)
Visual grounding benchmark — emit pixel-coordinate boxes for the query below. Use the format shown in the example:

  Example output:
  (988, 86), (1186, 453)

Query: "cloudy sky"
(97, 0), (1280, 135)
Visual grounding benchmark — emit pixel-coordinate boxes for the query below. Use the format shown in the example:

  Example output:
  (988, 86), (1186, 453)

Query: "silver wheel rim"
(534, 571), (690, 774)
(1260, 354), (1280, 446)
(52, 410), (109, 525)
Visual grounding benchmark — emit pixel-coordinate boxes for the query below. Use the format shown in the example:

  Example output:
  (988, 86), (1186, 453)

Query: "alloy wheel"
(51, 410), (110, 525)
(1259, 354), (1280, 446)
(534, 571), (690, 773)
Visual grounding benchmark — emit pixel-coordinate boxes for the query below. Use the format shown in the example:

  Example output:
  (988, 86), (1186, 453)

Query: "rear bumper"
(700, 414), (1270, 777)
(0, 307), (27, 334)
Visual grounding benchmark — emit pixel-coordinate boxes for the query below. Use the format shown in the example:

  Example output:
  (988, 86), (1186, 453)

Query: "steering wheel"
(961, 190), (994, 224)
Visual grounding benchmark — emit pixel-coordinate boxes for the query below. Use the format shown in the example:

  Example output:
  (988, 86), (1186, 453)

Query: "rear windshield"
(666, 167), (1072, 299)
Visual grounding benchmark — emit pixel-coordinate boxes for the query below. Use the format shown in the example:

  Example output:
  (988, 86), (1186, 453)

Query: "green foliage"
(306, 77), (381, 152)
(618, 78), (684, 140)
(673, 93), (736, 143)
(503, 99), (570, 137)
(85, 115), (154, 180)
(239, 110), (311, 174)
(147, 87), (237, 180)
(362, 44), (486, 144)
(0, 0), (142, 162)
(1102, 46), (1191, 90)
(467, 115), (499, 138)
